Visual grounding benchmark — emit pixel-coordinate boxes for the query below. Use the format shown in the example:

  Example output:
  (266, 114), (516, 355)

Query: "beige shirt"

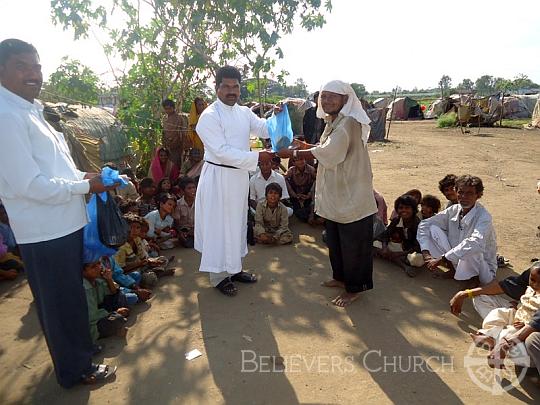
(254, 201), (290, 237)
(311, 114), (377, 223)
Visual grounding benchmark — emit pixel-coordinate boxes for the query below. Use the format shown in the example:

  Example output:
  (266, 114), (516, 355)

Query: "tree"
(51, 0), (332, 157)
(438, 75), (452, 98)
(291, 78), (309, 98)
(457, 78), (474, 92)
(350, 83), (368, 99)
(494, 77), (514, 93)
(474, 75), (496, 96)
(43, 57), (102, 105)
(513, 73), (538, 93)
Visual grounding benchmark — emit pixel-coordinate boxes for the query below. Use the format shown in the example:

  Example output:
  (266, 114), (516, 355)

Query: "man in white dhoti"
(195, 66), (275, 296)
(417, 175), (497, 286)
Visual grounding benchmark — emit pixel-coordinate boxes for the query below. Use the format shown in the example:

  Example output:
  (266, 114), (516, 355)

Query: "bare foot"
(331, 292), (361, 307)
(321, 279), (345, 288)
(470, 332), (495, 350)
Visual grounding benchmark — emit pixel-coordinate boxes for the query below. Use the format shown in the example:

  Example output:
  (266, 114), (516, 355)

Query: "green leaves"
(43, 57), (102, 105)
(50, 0), (332, 159)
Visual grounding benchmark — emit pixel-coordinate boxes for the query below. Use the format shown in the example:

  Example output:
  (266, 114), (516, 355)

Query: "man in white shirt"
(249, 159), (292, 216)
(195, 66), (275, 297)
(417, 175), (497, 286)
(0, 39), (117, 388)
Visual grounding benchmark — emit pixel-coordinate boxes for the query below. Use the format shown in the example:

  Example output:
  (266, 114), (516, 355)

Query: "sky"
(1, 0), (540, 93)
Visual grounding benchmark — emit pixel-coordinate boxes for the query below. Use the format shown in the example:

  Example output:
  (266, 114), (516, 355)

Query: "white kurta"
(195, 99), (269, 274)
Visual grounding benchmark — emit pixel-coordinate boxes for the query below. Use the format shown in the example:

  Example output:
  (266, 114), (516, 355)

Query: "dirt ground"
(0, 121), (539, 404)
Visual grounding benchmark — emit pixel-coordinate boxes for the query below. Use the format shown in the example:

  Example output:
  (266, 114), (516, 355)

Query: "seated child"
(115, 215), (160, 288)
(254, 183), (293, 245)
(83, 252), (130, 343)
(136, 177), (157, 217)
(470, 261), (540, 367)
(419, 194), (441, 220)
(173, 177), (196, 248)
(145, 193), (178, 250)
(389, 189), (422, 220)
(374, 194), (423, 277)
(373, 189), (389, 238)
(101, 255), (152, 303)
(0, 234), (22, 281)
(156, 177), (172, 195)
(438, 174), (458, 209)
(140, 219), (161, 258)
(285, 156), (316, 222)
(119, 199), (139, 215)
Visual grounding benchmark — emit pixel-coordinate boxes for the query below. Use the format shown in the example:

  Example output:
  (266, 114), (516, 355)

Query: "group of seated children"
(82, 209), (180, 348)
(373, 174), (497, 289)
(247, 154), (321, 246)
(115, 169), (197, 251)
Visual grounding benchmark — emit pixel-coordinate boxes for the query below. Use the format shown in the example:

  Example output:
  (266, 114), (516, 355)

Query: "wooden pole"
(386, 87), (399, 140)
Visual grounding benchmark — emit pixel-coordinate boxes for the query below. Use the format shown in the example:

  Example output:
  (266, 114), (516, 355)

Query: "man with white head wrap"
(277, 80), (377, 307)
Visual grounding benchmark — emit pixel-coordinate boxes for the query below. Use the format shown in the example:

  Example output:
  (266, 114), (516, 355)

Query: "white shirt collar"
(256, 170), (276, 181)
(216, 98), (237, 111)
(0, 85), (41, 111)
(450, 203), (479, 225)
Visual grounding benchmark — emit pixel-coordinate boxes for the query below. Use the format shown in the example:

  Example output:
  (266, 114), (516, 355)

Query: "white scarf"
(316, 80), (371, 145)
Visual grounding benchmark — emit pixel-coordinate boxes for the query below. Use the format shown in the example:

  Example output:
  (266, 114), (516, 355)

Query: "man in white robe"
(195, 65), (275, 296)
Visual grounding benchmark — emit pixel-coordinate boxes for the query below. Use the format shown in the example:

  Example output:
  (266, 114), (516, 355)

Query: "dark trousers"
(325, 215), (374, 293)
(19, 229), (93, 388)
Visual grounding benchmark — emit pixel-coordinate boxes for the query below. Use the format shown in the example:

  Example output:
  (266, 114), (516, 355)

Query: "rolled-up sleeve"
(0, 113), (90, 203)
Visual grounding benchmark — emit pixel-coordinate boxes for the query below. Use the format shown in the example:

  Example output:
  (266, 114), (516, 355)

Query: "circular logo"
(464, 338), (529, 395)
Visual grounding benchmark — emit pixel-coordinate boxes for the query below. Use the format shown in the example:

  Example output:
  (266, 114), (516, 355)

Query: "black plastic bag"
(96, 192), (129, 248)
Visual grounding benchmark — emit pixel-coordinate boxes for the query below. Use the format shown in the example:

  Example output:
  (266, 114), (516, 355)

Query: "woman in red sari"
(148, 147), (180, 184)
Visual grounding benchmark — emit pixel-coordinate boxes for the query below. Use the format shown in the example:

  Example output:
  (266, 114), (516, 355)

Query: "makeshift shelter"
(515, 94), (538, 114)
(424, 98), (455, 119)
(43, 103), (130, 172)
(502, 97), (531, 119)
(373, 97), (392, 109)
(366, 107), (386, 141)
(386, 97), (424, 120)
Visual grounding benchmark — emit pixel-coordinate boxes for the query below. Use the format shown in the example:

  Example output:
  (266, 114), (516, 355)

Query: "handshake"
(258, 139), (314, 162)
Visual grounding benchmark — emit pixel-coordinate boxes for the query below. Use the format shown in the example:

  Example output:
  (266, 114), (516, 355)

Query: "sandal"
(497, 254), (509, 268)
(215, 278), (238, 296)
(81, 364), (117, 385)
(231, 271), (257, 283)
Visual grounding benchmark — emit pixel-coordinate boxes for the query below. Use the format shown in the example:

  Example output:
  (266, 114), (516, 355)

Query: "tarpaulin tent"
(373, 97), (392, 109)
(386, 97), (424, 120)
(502, 97), (531, 119)
(366, 107), (386, 141)
(43, 103), (130, 172)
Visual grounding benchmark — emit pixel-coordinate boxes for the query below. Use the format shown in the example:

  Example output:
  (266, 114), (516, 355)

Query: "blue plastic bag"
(101, 166), (129, 188)
(266, 104), (293, 151)
(83, 193), (117, 258)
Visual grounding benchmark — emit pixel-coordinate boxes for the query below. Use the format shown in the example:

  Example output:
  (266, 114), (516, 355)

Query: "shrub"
(437, 112), (457, 128)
